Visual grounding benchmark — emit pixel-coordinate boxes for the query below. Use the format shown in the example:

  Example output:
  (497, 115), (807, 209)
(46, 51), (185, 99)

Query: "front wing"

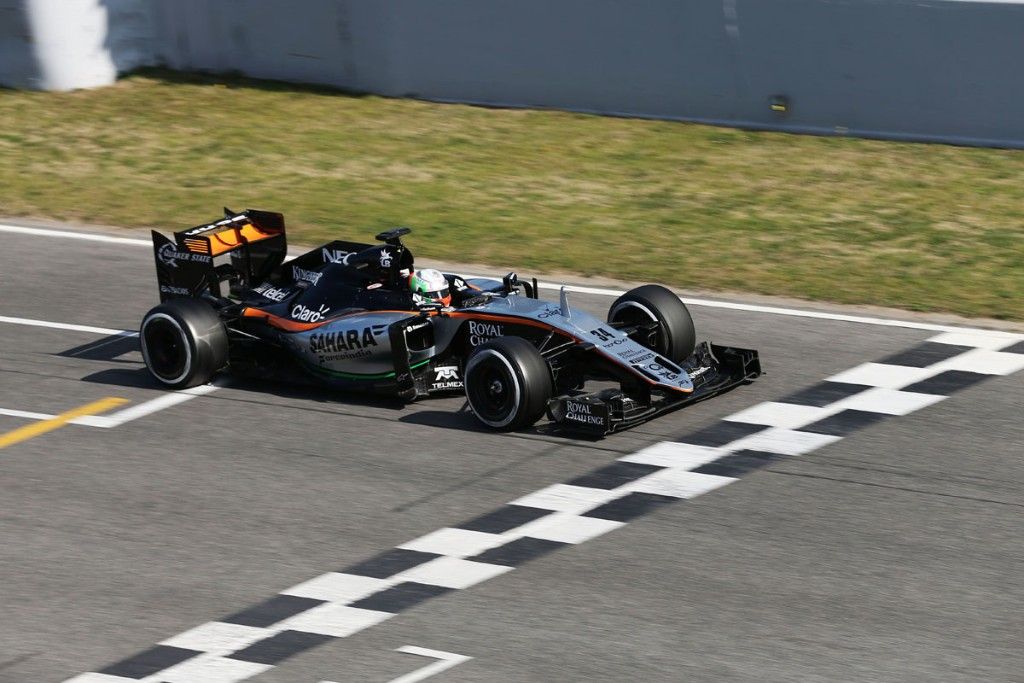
(547, 342), (761, 435)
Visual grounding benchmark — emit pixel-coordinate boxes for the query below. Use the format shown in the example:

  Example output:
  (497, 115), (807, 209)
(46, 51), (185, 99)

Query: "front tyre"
(464, 337), (553, 431)
(608, 284), (696, 363)
(140, 299), (228, 389)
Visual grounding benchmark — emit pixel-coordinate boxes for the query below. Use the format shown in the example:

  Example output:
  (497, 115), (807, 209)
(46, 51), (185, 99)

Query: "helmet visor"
(425, 287), (451, 306)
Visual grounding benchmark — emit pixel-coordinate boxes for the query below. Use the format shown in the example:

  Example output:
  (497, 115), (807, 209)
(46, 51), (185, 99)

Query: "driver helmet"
(409, 268), (452, 307)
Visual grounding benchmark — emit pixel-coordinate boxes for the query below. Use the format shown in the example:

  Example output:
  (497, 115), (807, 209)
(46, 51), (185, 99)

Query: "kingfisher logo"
(292, 265), (323, 285)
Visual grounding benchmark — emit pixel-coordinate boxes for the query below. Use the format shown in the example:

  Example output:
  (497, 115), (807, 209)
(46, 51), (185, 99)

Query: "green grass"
(2, 70), (1023, 320)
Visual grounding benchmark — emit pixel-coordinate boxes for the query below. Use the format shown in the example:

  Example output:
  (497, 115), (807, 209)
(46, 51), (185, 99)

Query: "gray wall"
(0, 1), (39, 89)
(0, 0), (153, 90)
(4, 0), (1024, 147)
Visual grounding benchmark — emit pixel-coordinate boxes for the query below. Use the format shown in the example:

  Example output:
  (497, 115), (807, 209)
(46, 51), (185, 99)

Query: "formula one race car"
(140, 209), (760, 435)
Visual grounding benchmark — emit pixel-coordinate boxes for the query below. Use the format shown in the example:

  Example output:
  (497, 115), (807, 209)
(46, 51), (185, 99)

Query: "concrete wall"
(3, 0), (1024, 147)
(0, 0), (153, 90)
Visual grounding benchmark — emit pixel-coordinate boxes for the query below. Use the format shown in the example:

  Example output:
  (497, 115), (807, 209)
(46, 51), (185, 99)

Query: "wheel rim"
(141, 314), (191, 384)
(466, 350), (520, 428)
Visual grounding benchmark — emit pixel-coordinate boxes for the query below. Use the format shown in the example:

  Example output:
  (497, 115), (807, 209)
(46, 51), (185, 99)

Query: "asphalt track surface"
(1, 224), (1023, 682)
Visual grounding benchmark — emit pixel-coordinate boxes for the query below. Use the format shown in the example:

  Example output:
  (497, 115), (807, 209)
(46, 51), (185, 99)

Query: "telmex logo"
(431, 365), (462, 390)
(435, 366), (459, 380)
(255, 283), (289, 301)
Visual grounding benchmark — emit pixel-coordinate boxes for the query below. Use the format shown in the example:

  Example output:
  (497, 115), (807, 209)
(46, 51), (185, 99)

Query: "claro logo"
(291, 304), (330, 322)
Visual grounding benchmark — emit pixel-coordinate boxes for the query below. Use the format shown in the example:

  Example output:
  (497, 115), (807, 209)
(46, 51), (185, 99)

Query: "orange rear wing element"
(153, 208), (288, 303)
(174, 208), (285, 256)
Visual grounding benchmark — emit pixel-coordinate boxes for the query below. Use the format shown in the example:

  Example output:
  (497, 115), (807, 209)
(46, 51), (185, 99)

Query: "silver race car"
(140, 209), (761, 435)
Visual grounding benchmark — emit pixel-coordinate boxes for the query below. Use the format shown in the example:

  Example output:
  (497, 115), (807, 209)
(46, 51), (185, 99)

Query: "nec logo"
(322, 248), (353, 264)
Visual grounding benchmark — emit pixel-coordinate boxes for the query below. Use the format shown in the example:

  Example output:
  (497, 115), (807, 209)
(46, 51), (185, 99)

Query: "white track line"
(321, 646), (471, 683)
(386, 646), (472, 683)
(0, 408), (55, 421)
(2, 222), (1014, 335)
(0, 224), (150, 246)
(0, 315), (136, 337)
(0, 314), (222, 429)
(100, 382), (224, 428)
(0, 384), (224, 430)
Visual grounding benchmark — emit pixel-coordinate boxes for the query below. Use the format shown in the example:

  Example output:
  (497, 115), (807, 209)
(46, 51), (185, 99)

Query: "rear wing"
(153, 208), (287, 302)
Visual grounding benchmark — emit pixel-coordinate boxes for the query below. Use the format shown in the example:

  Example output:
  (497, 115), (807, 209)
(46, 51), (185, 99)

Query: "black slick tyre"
(607, 284), (696, 363)
(139, 299), (228, 389)
(464, 337), (553, 431)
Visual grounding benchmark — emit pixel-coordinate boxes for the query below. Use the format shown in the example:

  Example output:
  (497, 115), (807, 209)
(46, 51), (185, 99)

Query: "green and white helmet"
(408, 268), (451, 306)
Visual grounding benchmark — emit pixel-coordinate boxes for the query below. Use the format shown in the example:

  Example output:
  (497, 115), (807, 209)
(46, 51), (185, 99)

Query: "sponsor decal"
(158, 243), (212, 268)
(322, 248), (353, 264)
(602, 338), (629, 348)
(291, 303), (330, 322)
(537, 307), (563, 319)
(564, 400), (608, 427)
(158, 242), (179, 268)
(452, 277), (469, 291)
(367, 282), (382, 290)
(431, 365), (463, 390)
(468, 320), (504, 346)
(379, 249), (393, 268)
(620, 348), (655, 362)
(159, 284), (190, 296)
(632, 359), (683, 383)
(292, 265), (323, 286)
(254, 283), (290, 302)
(309, 325), (386, 356)
(183, 214), (248, 236)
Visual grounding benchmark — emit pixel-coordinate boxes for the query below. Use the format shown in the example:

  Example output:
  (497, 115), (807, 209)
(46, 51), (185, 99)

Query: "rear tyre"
(140, 299), (228, 389)
(464, 337), (553, 431)
(608, 284), (696, 363)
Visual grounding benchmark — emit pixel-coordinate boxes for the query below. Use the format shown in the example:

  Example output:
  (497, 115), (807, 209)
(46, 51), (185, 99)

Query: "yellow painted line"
(0, 397), (129, 449)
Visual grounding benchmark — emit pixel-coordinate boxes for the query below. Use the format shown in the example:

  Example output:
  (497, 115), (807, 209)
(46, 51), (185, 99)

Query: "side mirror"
(502, 271), (519, 292)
